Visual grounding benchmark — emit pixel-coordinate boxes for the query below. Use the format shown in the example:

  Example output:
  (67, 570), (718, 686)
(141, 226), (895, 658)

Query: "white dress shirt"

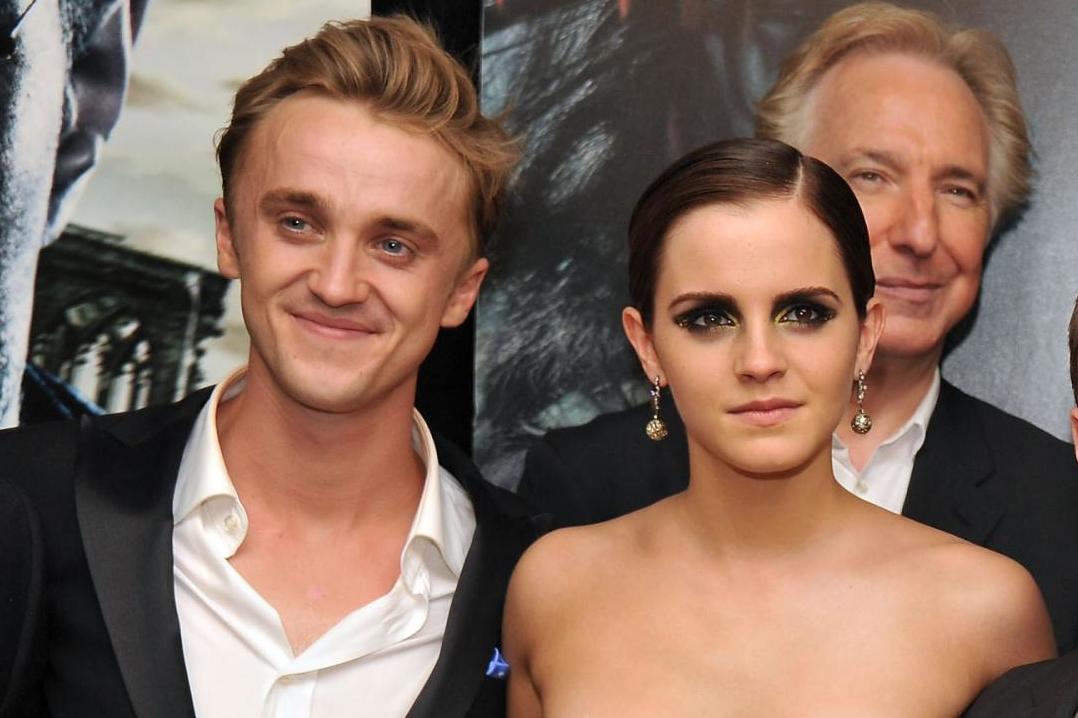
(172, 373), (476, 718)
(831, 369), (942, 514)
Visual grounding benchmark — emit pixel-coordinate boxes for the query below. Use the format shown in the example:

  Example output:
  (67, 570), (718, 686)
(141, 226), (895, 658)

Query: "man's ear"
(441, 256), (489, 328)
(1070, 408), (1078, 464)
(855, 297), (886, 377)
(215, 197), (240, 279)
(622, 306), (665, 384)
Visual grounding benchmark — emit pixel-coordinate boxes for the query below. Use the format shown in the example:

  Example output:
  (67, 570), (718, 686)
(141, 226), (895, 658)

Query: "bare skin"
(504, 197), (1054, 716)
(506, 480), (1053, 717)
(218, 369), (424, 654)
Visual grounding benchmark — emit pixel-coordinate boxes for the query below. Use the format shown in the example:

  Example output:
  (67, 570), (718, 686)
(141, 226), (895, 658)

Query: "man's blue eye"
(282, 217), (308, 231)
(382, 239), (407, 254)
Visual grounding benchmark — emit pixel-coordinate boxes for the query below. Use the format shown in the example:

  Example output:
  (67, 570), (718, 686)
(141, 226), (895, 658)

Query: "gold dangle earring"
(850, 370), (872, 435)
(645, 375), (668, 441)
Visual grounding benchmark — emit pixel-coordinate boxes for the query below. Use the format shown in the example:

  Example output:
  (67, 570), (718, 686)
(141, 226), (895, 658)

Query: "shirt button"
(223, 513), (239, 531)
(854, 480), (868, 495)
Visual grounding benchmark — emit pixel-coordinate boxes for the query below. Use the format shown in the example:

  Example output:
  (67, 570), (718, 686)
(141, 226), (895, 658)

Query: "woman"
(503, 139), (1054, 717)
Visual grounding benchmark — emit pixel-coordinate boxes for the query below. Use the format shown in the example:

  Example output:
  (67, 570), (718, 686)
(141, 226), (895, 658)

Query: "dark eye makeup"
(670, 289), (839, 334)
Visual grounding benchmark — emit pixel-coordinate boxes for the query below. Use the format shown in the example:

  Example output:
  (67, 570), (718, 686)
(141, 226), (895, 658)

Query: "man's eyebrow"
(840, 148), (903, 172)
(936, 165), (987, 194)
(257, 189), (329, 212)
(375, 216), (440, 244)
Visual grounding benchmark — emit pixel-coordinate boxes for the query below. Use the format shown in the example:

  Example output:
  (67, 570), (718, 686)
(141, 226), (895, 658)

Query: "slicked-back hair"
(755, 1), (1030, 228)
(215, 15), (518, 252)
(627, 138), (874, 326)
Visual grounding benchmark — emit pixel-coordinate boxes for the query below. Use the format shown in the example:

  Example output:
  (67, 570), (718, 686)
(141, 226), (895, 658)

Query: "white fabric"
(172, 372), (476, 718)
(832, 370), (942, 514)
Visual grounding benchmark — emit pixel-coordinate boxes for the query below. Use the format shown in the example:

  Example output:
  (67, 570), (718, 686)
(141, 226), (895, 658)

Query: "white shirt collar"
(172, 369), (469, 583)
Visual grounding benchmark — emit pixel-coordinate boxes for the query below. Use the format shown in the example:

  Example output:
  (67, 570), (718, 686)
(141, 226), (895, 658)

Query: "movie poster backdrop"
(11, 0), (370, 425)
(475, 0), (1078, 487)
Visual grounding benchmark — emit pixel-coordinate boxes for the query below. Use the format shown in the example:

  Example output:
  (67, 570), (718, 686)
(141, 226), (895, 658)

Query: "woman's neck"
(673, 442), (855, 562)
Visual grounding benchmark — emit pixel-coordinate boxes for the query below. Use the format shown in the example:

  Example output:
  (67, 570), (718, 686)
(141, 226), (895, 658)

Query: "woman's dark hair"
(628, 138), (874, 324)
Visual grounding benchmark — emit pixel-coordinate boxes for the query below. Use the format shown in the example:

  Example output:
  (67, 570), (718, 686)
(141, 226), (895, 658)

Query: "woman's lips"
(728, 399), (802, 427)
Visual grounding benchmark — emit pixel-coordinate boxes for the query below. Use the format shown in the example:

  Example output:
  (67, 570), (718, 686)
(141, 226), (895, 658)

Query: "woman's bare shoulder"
(883, 518), (1056, 672)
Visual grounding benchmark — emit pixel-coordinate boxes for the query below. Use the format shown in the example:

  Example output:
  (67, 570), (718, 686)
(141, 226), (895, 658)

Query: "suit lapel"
(903, 381), (1004, 545)
(407, 438), (539, 718)
(75, 390), (211, 718)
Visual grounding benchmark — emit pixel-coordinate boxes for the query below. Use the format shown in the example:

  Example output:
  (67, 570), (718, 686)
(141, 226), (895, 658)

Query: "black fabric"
(962, 650), (1078, 717)
(3, 390), (542, 718)
(517, 380), (1078, 652)
(0, 476), (45, 718)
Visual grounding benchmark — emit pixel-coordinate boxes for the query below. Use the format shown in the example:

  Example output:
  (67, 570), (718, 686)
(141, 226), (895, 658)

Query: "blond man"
(2, 16), (536, 718)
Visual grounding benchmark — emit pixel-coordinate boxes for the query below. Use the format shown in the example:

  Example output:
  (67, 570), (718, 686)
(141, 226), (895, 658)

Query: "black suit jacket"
(4, 388), (541, 718)
(0, 477), (44, 718)
(962, 650), (1078, 717)
(518, 380), (1078, 652)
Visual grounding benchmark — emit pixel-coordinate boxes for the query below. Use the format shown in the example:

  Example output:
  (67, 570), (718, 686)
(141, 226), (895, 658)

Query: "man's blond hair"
(216, 15), (518, 251)
(755, 2), (1030, 227)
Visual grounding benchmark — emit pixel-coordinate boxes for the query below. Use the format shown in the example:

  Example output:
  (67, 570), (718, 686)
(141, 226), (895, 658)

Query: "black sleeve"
(0, 479), (45, 718)
(517, 434), (589, 529)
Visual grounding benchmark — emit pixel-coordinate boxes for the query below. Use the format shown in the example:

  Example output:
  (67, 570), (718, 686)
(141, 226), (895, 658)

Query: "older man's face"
(800, 51), (992, 363)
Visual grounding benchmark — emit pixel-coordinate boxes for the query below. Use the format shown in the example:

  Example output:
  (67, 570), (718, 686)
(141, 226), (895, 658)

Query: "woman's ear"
(855, 297), (885, 376)
(622, 306), (665, 383)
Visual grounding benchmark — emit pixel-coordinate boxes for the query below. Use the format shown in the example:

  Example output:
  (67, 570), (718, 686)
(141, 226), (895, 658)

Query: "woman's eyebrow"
(771, 287), (842, 308)
(668, 292), (738, 314)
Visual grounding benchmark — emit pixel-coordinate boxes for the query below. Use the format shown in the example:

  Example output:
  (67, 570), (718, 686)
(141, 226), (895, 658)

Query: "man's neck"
(215, 368), (426, 532)
(836, 347), (942, 470)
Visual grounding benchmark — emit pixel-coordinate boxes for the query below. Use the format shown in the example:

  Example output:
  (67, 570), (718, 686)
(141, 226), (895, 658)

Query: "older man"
(518, 1), (1078, 652)
(4, 15), (536, 718)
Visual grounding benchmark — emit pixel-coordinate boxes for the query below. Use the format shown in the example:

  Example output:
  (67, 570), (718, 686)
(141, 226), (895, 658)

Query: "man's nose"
(889, 185), (940, 258)
(307, 238), (370, 307)
(733, 324), (787, 383)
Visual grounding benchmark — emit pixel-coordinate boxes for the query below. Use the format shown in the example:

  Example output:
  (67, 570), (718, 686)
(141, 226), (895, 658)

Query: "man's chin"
(876, 325), (947, 363)
(275, 375), (375, 415)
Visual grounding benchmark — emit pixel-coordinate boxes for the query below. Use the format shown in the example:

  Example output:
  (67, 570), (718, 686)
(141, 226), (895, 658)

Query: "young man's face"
(215, 92), (486, 415)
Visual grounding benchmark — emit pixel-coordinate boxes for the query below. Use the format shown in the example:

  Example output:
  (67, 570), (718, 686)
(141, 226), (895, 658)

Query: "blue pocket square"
(486, 647), (510, 679)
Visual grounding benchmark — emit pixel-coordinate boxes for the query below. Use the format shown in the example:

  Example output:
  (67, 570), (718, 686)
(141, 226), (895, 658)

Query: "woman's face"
(624, 197), (882, 476)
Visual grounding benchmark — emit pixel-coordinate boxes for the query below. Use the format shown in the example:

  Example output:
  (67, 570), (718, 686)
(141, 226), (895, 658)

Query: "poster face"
(476, 0), (1078, 488)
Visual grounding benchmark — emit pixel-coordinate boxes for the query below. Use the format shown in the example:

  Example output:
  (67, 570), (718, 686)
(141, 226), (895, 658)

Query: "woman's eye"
(675, 309), (733, 332)
(778, 304), (834, 326)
